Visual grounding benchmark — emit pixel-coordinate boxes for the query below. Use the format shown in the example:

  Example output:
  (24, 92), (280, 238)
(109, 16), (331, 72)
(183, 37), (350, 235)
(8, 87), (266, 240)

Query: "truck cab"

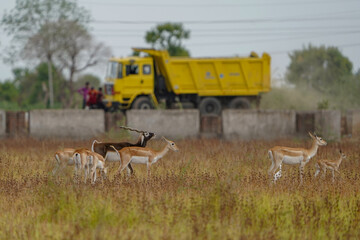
(104, 56), (158, 111)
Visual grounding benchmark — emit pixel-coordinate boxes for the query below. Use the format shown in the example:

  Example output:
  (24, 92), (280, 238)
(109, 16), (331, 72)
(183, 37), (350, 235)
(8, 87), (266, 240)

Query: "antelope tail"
(55, 154), (61, 164)
(73, 152), (81, 168)
(109, 145), (121, 164)
(91, 139), (101, 152)
(268, 150), (274, 162)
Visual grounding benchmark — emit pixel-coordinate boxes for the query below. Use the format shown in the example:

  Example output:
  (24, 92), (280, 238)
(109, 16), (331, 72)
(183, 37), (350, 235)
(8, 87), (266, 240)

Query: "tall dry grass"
(0, 137), (360, 239)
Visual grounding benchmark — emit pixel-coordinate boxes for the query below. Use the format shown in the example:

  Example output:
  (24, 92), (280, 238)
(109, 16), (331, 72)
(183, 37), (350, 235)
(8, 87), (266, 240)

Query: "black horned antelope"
(52, 148), (76, 175)
(91, 126), (155, 176)
(315, 150), (346, 182)
(113, 137), (179, 178)
(268, 132), (327, 185)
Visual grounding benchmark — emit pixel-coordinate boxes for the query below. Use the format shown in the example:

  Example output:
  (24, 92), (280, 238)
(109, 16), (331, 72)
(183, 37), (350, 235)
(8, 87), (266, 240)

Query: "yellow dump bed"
(133, 48), (271, 97)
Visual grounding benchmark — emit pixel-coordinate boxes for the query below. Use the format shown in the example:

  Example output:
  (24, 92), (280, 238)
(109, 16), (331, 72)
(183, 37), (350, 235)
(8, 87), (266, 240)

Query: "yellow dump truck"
(104, 48), (271, 115)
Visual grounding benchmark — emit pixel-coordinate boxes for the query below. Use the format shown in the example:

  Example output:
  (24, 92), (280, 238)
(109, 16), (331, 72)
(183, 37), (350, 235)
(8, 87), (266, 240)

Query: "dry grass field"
(0, 137), (360, 239)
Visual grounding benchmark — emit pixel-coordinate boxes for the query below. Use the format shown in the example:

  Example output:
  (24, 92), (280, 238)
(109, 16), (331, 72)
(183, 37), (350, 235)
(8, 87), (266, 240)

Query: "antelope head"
(339, 149), (346, 159)
(119, 126), (156, 146)
(162, 136), (179, 152)
(308, 132), (327, 146)
(142, 131), (156, 145)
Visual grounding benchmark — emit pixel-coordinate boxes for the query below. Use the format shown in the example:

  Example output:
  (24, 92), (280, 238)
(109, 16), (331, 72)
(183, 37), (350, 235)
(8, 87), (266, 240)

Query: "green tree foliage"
(286, 44), (353, 92)
(328, 73), (360, 110)
(145, 23), (190, 56)
(262, 45), (359, 111)
(7, 62), (66, 108)
(0, 81), (19, 102)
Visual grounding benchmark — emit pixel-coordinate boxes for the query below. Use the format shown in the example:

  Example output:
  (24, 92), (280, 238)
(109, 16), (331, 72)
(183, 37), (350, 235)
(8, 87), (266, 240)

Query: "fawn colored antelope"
(315, 150), (346, 182)
(268, 132), (327, 184)
(53, 148), (76, 175)
(73, 148), (115, 184)
(113, 136), (179, 178)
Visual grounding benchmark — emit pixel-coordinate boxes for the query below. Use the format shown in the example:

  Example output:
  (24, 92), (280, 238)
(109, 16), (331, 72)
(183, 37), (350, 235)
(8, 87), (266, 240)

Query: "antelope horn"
(119, 126), (144, 133)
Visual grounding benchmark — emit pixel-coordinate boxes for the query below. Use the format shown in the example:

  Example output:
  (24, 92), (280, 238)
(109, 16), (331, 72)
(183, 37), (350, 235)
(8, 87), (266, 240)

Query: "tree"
(1, 0), (91, 108)
(286, 44), (353, 92)
(145, 23), (190, 56)
(21, 22), (62, 108)
(54, 20), (110, 107)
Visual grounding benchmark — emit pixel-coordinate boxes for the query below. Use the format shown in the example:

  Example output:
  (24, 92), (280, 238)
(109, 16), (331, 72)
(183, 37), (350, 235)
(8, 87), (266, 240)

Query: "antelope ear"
(162, 136), (171, 143)
(308, 132), (315, 138)
(339, 149), (342, 154)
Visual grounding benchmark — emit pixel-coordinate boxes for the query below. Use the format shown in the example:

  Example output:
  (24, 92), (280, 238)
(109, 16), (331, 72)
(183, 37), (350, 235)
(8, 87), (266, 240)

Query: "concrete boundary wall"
(0, 108), (352, 140)
(348, 110), (360, 137)
(29, 109), (105, 139)
(222, 110), (296, 140)
(314, 110), (341, 141)
(0, 111), (5, 138)
(296, 111), (315, 136)
(126, 110), (199, 139)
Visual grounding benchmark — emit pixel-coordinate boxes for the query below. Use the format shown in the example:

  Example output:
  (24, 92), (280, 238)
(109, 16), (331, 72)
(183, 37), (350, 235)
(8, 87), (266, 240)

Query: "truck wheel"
(199, 97), (222, 115)
(132, 96), (153, 109)
(229, 97), (251, 109)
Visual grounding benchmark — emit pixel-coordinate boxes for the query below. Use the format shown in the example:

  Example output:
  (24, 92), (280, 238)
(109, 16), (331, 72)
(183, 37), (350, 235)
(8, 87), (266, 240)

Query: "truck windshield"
(106, 61), (122, 79)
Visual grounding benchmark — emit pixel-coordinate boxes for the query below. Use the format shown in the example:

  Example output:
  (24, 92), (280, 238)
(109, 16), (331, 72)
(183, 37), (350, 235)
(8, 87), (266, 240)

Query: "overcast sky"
(0, 0), (359, 84)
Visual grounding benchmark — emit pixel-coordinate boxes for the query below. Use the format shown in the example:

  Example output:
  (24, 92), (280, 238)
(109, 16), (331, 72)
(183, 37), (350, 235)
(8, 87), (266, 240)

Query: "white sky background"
(0, 0), (360, 85)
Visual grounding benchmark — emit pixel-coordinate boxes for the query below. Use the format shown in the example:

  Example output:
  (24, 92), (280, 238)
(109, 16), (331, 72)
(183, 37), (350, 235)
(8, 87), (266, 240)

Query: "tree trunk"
(42, 82), (49, 106)
(47, 58), (54, 108)
(65, 69), (75, 108)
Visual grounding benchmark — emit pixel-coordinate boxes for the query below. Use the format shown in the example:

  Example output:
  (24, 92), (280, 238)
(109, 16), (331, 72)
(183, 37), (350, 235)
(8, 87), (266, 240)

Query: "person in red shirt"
(87, 87), (98, 108)
(96, 87), (107, 110)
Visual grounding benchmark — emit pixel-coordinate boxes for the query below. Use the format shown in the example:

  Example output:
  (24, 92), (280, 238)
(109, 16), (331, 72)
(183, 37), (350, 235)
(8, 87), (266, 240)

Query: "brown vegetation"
(0, 137), (359, 239)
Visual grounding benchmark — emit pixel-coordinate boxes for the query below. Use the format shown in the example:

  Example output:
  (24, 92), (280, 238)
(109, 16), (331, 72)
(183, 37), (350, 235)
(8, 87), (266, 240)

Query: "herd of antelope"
(53, 126), (178, 184)
(53, 127), (344, 185)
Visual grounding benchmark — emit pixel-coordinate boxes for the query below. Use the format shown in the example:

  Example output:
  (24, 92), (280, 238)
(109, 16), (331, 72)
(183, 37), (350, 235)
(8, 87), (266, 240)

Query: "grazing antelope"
(53, 148), (76, 175)
(315, 150), (346, 182)
(268, 132), (327, 185)
(114, 136), (179, 178)
(73, 147), (114, 184)
(92, 126), (155, 175)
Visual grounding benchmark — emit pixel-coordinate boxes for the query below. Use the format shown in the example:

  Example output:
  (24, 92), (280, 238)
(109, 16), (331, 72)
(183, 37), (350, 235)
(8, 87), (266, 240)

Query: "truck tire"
(199, 97), (222, 115)
(132, 96), (153, 109)
(229, 97), (251, 109)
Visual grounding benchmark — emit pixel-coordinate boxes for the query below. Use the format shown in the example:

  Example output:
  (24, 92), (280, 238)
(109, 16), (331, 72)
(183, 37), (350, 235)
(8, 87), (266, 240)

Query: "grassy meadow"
(0, 137), (360, 239)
